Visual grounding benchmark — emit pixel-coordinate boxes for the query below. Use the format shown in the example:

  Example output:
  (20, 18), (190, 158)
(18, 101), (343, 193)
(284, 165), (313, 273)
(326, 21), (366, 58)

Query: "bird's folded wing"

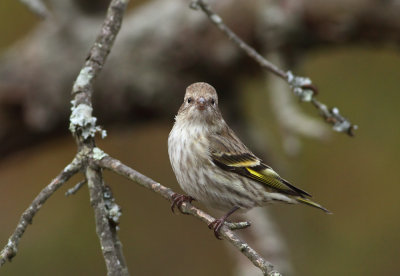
(209, 134), (311, 197)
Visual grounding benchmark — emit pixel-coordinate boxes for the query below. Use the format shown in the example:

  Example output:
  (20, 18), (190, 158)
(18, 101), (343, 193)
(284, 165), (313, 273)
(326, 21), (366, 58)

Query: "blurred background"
(0, 0), (399, 275)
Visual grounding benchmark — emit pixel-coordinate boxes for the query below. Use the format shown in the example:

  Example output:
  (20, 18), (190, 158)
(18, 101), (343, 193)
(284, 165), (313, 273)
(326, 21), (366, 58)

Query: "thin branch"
(226, 221), (251, 230)
(97, 155), (281, 276)
(70, 0), (129, 109)
(18, 0), (49, 19)
(191, 0), (286, 79)
(190, 0), (357, 137)
(0, 158), (81, 266)
(65, 179), (86, 196)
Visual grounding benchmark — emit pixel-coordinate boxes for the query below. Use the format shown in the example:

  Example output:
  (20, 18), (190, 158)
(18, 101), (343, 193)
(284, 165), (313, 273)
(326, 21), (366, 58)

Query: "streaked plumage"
(168, 82), (329, 237)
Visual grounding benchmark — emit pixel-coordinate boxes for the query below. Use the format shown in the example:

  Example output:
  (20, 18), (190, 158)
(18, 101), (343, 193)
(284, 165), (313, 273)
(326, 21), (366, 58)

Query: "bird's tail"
(295, 197), (332, 214)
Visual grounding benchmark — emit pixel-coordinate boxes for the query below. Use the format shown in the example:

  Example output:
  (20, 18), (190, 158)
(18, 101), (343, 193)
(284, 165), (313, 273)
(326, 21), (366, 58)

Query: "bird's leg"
(208, 206), (240, 239)
(170, 193), (195, 214)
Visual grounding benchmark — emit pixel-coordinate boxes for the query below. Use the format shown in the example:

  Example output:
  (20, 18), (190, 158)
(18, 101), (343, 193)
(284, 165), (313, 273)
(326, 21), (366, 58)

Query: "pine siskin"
(168, 82), (330, 238)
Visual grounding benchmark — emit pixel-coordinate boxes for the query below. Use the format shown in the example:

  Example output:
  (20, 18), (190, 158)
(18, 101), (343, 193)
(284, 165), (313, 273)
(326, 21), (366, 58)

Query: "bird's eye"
(187, 97), (192, 104)
(211, 98), (216, 105)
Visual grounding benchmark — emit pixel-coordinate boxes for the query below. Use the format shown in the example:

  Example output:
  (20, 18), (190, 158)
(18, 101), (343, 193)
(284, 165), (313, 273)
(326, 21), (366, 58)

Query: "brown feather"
(209, 125), (311, 197)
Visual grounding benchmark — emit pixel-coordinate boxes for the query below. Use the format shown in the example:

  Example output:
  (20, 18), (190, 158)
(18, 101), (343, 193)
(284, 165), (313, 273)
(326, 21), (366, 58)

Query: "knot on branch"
(103, 186), (122, 228)
(330, 107), (357, 135)
(92, 147), (109, 160)
(312, 99), (358, 136)
(287, 71), (357, 136)
(287, 71), (315, 102)
(0, 240), (17, 264)
(69, 102), (107, 139)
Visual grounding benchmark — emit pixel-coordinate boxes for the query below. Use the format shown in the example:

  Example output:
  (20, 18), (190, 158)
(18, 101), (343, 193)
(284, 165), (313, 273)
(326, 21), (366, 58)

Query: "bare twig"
(0, 158), (81, 266)
(190, 0), (286, 78)
(226, 221), (251, 230)
(18, 0), (49, 19)
(70, 0), (129, 109)
(97, 155), (280, 276)
(190, 0), (357, 136)
(65, 179), (86, 196)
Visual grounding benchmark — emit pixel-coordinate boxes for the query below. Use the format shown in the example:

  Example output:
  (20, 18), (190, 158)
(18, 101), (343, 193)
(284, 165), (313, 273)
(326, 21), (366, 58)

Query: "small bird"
(168, 82), (330, 238)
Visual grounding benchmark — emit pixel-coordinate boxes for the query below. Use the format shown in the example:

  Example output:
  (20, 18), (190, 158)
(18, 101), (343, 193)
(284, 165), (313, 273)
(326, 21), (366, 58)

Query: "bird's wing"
(209, 128), (311, 197)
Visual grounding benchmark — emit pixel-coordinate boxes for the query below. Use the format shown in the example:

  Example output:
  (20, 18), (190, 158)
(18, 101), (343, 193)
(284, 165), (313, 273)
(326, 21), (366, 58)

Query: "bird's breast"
(168, 123), (210, 166)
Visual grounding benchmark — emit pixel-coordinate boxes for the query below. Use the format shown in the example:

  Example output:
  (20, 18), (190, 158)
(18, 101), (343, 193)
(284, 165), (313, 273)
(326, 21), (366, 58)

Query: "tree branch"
(86, 165), (128, 276)
(68, 0), (130, 274)
(70, 0), (130, 109)
(65, 179), (86, 196)
(190, 0), (357, 137)
(97, 155), (281, 276)
(0, 157), (81, 266)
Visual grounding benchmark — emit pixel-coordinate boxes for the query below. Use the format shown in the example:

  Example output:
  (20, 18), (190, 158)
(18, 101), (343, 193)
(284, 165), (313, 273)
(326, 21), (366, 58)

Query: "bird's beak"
(196, 97), (206, 110)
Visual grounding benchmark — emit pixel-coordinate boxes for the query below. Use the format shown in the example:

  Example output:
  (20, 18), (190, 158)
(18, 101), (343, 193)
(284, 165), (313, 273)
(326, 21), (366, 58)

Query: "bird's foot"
(208, 206), (243, 239)
(208, 219), (251, 239)
(208, 218), (226, 240)
(170, 193), (194, 214)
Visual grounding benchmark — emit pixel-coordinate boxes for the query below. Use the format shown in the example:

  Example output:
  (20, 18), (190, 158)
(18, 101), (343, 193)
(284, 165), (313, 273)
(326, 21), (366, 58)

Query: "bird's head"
(177, 82), (221, 124)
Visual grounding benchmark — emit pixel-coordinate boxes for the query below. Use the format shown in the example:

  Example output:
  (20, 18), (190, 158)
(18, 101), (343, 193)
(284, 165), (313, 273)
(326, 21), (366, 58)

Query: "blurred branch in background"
(267, 53), (330, 155)
(18, 0), (49, 18)
(231, 209), (293, 276)
(1, 0), (400, 155)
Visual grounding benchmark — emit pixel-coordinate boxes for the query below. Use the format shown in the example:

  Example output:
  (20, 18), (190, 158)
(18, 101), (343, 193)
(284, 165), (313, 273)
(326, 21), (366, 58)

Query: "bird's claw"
(208, 218), (225, 240)
(170, 193), (194, 214)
